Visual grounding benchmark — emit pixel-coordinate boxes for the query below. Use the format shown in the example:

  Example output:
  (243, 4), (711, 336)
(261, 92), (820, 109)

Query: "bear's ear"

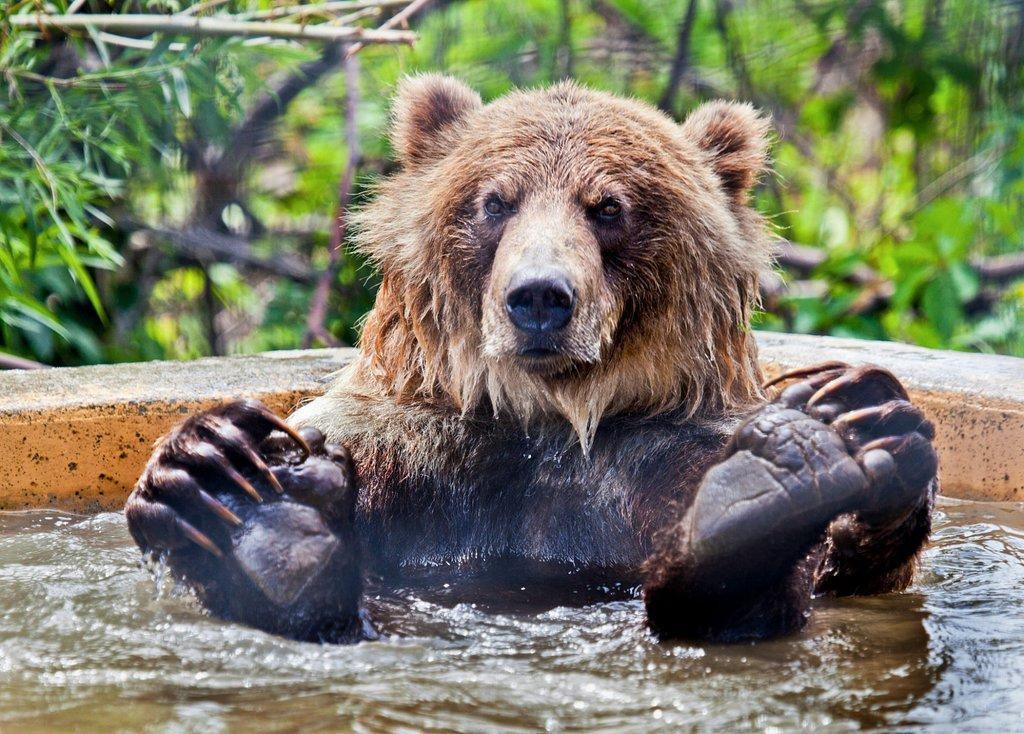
(391, 74), (482, 166)
(680, 101), (771, 204)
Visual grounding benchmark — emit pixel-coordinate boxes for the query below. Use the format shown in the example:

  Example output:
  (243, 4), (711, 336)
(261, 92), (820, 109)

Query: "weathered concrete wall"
(0, 349), (352, 511)
(0, 334), (1020, 510)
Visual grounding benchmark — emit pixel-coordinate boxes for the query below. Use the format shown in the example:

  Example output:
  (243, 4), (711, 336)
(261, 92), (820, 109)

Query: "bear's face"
(353, 76), (772, 447)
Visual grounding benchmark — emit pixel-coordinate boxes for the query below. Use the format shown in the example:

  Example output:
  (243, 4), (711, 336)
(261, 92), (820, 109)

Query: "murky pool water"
(0, 499), (1021, 731)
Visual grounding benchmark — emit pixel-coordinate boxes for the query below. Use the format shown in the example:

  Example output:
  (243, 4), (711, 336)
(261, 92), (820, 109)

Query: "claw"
(197, 488), (243, 527)
(763, 361), (850, 389)
(152, 464), (248, 526)
(223, 463), (266, 502)
(832, 404), (890, 432)
(262, 412), (312, 459)
(860, 434), (910, 455)
(833, 401), (933, 439)
(199, 417), (285, 495)
(223, 400), (311, 458)
(258, 456), (286, 494)
(806, 370), (859, 409)
(177, 517), (223, 558)
(230, 438), (285, 494)
(806, 366), (907, 410)
(190, 443), (264, 503)
(228, 438), (284, 495)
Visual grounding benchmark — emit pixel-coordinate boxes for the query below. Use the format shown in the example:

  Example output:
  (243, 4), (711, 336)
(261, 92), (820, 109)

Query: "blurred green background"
(1, 0), (1022, 367)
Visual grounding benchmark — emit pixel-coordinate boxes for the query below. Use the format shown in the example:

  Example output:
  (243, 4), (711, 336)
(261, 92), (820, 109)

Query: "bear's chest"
(360, 440), (643, 574)
(356, 413), (729, 578)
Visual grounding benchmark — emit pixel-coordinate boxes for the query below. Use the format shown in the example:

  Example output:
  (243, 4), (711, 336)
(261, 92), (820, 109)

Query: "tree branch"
(346, 0), (434, 57)
(246, 1), (411, 21)
(770, 240), (1024, 318)
(556, 0), (575, 79)
(219, 45), (347, 174)
(130, 225), (316, 283)
(201, 264), (224, 356)
(9, 13), (417, 45)
(657, 0), (699, 114)
(304, 54), (362, 348)
(973, 251), (1024, 285)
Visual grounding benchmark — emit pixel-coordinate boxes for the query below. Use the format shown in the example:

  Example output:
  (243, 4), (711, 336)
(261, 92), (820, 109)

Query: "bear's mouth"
(519, 347), (560, 359)
(515, 343), (577, 376)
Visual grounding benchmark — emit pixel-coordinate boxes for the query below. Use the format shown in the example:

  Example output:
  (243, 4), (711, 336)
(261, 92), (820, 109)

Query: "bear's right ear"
(391, 74), (482, 166)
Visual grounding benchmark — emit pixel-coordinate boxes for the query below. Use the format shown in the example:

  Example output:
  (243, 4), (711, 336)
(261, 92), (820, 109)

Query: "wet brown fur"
(319, 77), (773, 450)
(288, 77), (925, 618)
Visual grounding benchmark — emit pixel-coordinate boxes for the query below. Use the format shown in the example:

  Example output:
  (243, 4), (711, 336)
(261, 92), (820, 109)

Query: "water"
(0, 499), (1022, 732)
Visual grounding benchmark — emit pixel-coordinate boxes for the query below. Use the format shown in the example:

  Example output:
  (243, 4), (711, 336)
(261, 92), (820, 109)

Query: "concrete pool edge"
(0, 333), (1020, 510)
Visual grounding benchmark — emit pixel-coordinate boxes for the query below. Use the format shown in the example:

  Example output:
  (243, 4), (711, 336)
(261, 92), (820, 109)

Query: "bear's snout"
(505, 268), (576, 335)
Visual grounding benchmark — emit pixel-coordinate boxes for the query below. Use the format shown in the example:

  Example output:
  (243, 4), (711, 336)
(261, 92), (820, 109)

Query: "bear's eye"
(483, 194), (513, 219)
(591, 197), (622, 223)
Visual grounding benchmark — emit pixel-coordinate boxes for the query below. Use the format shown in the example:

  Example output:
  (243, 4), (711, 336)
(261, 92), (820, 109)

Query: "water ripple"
(0, 500), (1020, 730)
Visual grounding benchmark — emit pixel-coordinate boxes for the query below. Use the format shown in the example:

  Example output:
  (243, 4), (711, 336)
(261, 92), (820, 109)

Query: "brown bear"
(125, 76), (938, 643)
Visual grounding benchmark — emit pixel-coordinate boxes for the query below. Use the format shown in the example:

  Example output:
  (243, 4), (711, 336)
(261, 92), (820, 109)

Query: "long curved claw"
(187, 443), (265, 503)
(251, 453), (284, 494)
(832, 404), (893, 432)
(220, 399), (312, 458)
(176, 516), (223, 558)
(859, 434), (914, 455)
(832, 401), (934, 440)
(262, 413), (312, 459)
(148, 464), (247, 528)
(763, 361), (850, 389)
(806, 365), (908, 411)
(197, 488), (243, 527)
(126, 492), (222, 560)
(223, 462), (267, 501)
(197, 416), (285, 495)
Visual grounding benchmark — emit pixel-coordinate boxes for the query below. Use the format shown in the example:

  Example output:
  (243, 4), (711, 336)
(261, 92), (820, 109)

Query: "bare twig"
(304, 54), (362, 348)
(177, 0), (232, 17)
(775, 240), (887, 288)
(95, 31), (184, 51)
(248, 0), (410, 21)
(9, 14), (417, 45)
(346, 0), (432, 56)
(973, 251), (1024, 285)
(335, 8), (384, 26)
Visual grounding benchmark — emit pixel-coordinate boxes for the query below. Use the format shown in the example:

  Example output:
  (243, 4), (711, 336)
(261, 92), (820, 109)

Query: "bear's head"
(352, 75), (773, 448)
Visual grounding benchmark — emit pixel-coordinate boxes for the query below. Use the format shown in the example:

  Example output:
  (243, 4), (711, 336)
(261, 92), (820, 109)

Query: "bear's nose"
(505, 272), (575, 333)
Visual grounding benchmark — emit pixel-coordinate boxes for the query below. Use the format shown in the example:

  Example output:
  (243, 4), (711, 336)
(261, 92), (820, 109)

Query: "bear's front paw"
(644, 363), (937, 623)
(765, 361), (938, 525)
(125, 400), (364, 643)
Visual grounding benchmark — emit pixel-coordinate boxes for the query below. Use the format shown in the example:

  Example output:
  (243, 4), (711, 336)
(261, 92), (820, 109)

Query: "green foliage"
(0, 0), (325, 362)
(0, 0), (1021, 365)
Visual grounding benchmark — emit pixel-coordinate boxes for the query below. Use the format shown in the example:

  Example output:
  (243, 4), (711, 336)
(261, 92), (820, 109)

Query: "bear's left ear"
(391, 74), (483, 166)
(680, 101), (771, 204)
